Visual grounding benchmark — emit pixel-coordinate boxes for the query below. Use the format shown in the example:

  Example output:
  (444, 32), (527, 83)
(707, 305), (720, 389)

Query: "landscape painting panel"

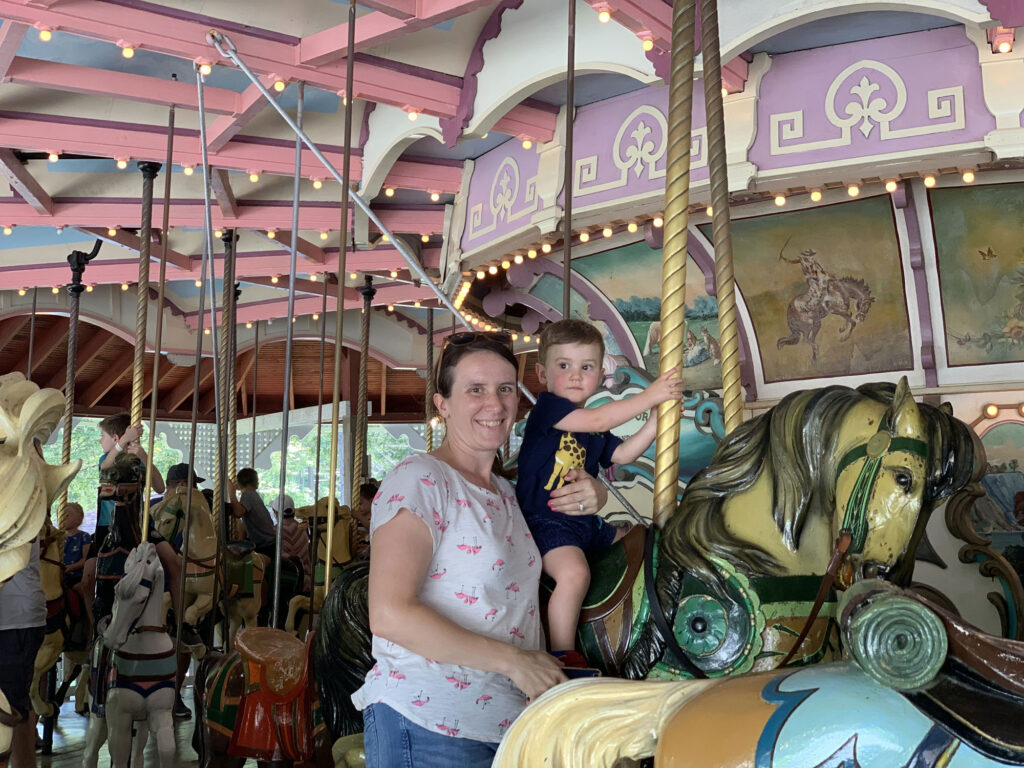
(711, 195), (912, 382)
(931, 182), (1024, 366)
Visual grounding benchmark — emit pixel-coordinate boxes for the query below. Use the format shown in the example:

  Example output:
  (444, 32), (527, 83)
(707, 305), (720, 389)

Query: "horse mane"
(313, 559), (373, 738)
(114, 542), (156, 600)
(838, 276), (871, 295)
(621, 381), (977, 680)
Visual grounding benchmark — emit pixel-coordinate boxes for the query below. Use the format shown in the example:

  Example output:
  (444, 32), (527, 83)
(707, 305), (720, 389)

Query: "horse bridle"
(779, 413), (929, 667)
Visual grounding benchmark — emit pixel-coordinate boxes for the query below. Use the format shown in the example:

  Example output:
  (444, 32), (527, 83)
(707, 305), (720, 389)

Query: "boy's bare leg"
(541, 546), (591, 652)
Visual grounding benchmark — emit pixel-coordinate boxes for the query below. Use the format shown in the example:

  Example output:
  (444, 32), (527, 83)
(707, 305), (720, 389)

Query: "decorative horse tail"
(621, 381), (978, 680)
(494, 677), (714, 768)
(313, 559), (372, 737)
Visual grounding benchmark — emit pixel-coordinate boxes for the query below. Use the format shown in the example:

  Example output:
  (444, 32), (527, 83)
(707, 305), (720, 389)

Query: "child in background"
(61, 502), (90, 588)
(516, 319), (684, 666)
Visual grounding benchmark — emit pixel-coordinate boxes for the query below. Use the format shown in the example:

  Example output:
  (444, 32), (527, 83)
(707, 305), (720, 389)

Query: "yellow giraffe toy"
(544, 433), (587, 491)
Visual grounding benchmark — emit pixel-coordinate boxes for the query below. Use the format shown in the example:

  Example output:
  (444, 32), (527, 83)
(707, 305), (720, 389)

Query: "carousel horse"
(84, 543), (176, 768)
(150, 486), (218, 649)
(29, 520), (89, 718)
(0, 372), (80, 582)
(494, 579), (1024, 767)
(193, 626), (341, 767)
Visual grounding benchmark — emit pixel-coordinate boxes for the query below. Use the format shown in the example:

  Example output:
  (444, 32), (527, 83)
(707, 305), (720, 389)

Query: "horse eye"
(894, 470), (913, 492)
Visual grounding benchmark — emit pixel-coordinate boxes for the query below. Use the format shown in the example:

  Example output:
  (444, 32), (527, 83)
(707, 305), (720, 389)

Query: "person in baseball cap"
(165, 463), (205, 490)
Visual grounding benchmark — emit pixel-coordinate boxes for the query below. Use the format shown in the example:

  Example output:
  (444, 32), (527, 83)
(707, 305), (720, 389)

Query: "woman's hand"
(505, 648), (567, 701)
(547, 468), (609, 516)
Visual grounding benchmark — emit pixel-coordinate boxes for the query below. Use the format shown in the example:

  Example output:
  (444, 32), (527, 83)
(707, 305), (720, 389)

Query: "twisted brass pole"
(561, 0), (576, 318)
(654, 0), (697, 525)
(701, 0), (742, 434)
(425, 309), (435, 452)
(222, 230), (239, 482)
(353, 275), (375, 501)
(325, 0), (356, 594)
(131, 162), (161, 426)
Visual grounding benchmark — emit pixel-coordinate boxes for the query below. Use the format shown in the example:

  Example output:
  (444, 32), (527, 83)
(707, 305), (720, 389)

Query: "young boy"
(229, 467), (277, 559)
(61, 502), (90, 588)
(516, 319), (684, 665)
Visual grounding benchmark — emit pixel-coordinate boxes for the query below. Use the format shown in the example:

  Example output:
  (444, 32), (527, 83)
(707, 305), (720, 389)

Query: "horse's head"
(104, 541), (163, 650)
(98, 454), (144, 507)
(853, 295), (875, 324)
(0, 373), (81, 582)
(151, 487), (209, 543)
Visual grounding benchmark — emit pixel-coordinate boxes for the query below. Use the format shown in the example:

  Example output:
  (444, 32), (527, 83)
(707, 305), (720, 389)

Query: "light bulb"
(312, 313), (319, 321)
(199, 63), (212, 76)
(578, 231), (590, 243)
(271, 275), (279, 284)
(38, 27), (52, 42)
(514, 254), (524, 264)
(204, 327), (211, 335)
(421, 234), (429, 243)
(809, 190), (822, 202)
(249, 172), (260, 183)
(121, 45), (135, 59)
(384, 187), (395, 198)
(962, 170), (976, 183)
(312, 178), (323, 190)
(309, 273), (318, 282)
(390, 270), (398, 278)
(116, 158), (128, 170)
(527, 249), (537, 259)
(721, 87), (728, 98)
(847, 184), (860, 197)
(51, 286), (59, 295)
(522, 139), (532, 150)
(17, 288), (25, 296)
(407, 110), (419, 121)
(598, 10), (610, 23)
(414, 300), (421, 308)
(641, 38), (654, 52)
(602, 227), (613, 238)
(430, 192), (440, 202)
(107, 227), (117, 236)
(501, 260), (511, 269)
(349, 272), (357, 280)
(2, 226), (11, 236)
(774, 194), (786, 207)
(380, 234), (390, 243)
(47, 152), (59, 163)
(488, 265), (498, 275)
(194, 279), (202, 287)
(121, 283), (129, 291)
(923, 174), (937, 188)
(183, 165), (194, 176)
(319, 230), (329, 241)
(652, 216), (664, 228)
(85, 284), (93, 292)
(213, 229), (223, 239)
(524, 334), (531, 342)
(267, 230), (277, 239)
(541, 243), (552, 254)
(984, 403), (999, 418)
(999, 41), (1012, 54)
(246, 321), (253, 329)
(627, 221), (638, 233)
(884, 180), (898, 193)
(273, 79), (286, 93)
(511, 332), (518, 341)
(706, 205), (714, 216)
(476, 270), (486, 280)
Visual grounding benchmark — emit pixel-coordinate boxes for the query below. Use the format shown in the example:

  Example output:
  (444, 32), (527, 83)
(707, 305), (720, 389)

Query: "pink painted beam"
(241, 274), (333, 296)
(209, 169), (237, 218)
(357, 0), (416, 19)
(206, 76), (279, 153)
(0, 21), (27, 79)
(494, 103), (559, 143)
(299, 0), (493, 66)
(77, 226), (193, 270)
(251, 229), (327, 265)
(584, 0), (671, 47)
(385, 158), (463, 195)
(0, 0), (463, 115)
(0, 112), (365, 180)
(0, 148), (54, 215)
(4, 57), (237, 114)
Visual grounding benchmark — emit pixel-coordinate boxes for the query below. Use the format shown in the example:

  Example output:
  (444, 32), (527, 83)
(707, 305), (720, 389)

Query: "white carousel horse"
(0, 372), (80, 582)
(83, 542), (176, 768)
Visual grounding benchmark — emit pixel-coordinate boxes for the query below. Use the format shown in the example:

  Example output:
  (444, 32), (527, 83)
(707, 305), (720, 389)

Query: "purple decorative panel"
(751, 27), (994, 171)
(460, 138), (544, 252)
(562, 85), (708, 209)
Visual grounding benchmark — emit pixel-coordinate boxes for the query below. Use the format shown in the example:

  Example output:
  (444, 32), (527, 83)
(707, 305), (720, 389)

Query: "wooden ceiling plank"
(0, 316), (29, 353)
(42, 328), (110, 390)
(80, 358), (133, 408)
(0, 148), (54, 216)
(0, 21), (27, 79)
(210, 169), (238, 218)
(28, 318), (67, 375)
(75, 226), (192, 271)
(165, 358), (215, 413)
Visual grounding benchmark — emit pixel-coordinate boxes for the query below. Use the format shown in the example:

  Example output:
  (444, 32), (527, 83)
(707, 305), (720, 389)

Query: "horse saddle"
(905, 600), (1024, 764)
(224, 545), (257, 597)
(236, 627), (307, 698)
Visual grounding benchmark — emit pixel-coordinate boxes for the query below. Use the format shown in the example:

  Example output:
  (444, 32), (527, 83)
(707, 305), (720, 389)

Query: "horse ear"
(938, 401), (953, 416)
(44, 459), (82, 507)
(890, 376), (922, 437)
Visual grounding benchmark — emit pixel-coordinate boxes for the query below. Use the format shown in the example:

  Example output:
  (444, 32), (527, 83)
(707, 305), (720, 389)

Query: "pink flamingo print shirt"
(351, 453), (544, 743)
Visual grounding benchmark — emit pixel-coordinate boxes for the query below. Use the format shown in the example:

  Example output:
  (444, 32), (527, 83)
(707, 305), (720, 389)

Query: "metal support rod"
(354, 276), (375, 496)
(272, 81), (305, 626)
(250, 320), (259, 466)
(425, 309), (435, 452)
(654, 0), (697, 526)
(310, 273), (329, 618)
(324, 0), (356, 596)
(131, 162), (161, 427)
(561, 0), (576, 319)
(25, 288), (36, 377)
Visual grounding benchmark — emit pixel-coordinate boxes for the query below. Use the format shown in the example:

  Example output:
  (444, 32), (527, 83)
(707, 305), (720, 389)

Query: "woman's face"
(434, 350), (519, 455)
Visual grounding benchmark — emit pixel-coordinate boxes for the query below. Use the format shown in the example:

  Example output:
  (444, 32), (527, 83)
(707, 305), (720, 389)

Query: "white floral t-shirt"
(351, 453), (543, 743)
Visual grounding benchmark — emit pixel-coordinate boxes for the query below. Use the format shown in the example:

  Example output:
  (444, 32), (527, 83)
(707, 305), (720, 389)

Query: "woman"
(351, 333), (610, 766)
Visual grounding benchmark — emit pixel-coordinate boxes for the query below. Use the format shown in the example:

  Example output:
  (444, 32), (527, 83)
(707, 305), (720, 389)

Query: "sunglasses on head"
(441, 331), (513, 350)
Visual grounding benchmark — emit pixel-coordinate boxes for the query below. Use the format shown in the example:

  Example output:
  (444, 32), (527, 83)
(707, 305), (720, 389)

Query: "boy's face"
(537, 342), (604, 405)
(100, 429), (117, 454)
(63, 510), (83, 531)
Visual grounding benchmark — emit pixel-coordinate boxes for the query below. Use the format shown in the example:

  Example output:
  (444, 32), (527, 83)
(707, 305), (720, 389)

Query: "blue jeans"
(364, 703), (499, 768)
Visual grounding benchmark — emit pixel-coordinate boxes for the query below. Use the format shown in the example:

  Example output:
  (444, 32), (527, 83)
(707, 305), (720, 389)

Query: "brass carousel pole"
(425, 309), (435, 452)
(309, 274), (328, 619)
(353, 275), (375, 496)
(250, 320), (259, 466)
(25, 288), (36, 377)
(654, 0), (697, 525)
(132, 161), (161, 541)
(700, 0), (742, 433)
(325, 0), (356, 594)
(222, 229), (241, 544)
(561, 0), (576, 318)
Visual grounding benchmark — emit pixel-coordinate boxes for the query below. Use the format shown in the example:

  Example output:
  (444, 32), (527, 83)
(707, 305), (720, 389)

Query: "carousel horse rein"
(779, 415), (929, 668)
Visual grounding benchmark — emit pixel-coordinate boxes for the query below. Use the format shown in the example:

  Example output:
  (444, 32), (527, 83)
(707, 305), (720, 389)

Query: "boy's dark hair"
(236, 467), (259, 488)
(538, 319), (605, 364)
(98, 412), (131, 438)
(359, 480), (380, 501)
